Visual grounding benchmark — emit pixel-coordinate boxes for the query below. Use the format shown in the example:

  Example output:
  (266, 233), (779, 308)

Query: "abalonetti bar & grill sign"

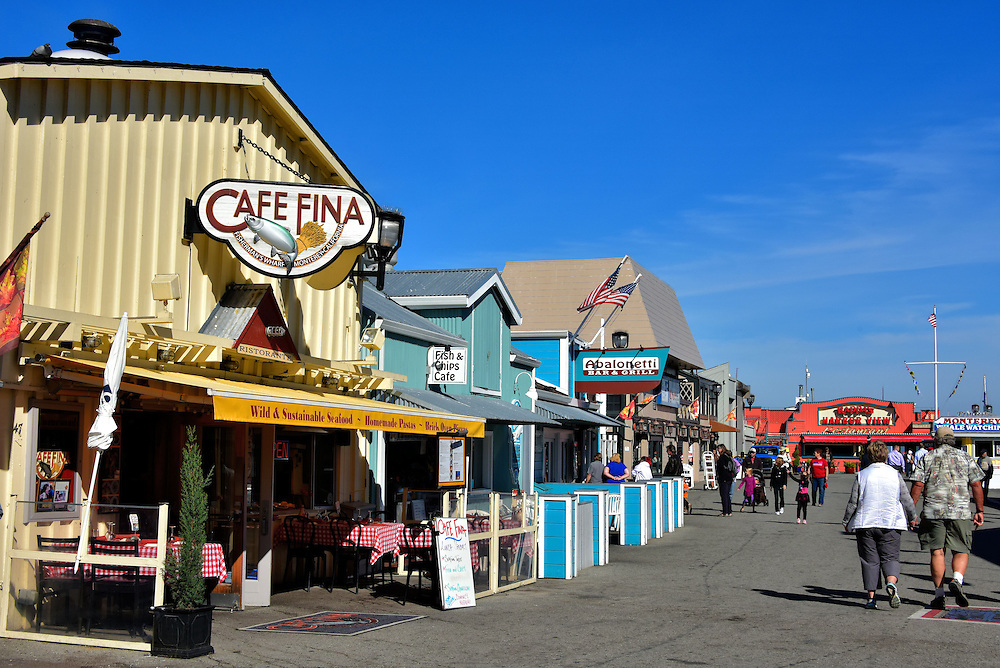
(574, 346), (670, 394)
(197, 179), (376, 279)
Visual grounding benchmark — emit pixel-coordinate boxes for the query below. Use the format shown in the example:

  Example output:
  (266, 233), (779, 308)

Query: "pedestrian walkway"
(4, 474), (1000, 666)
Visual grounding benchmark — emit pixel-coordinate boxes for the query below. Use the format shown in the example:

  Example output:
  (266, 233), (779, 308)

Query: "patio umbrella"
(75, 313), (129, 572)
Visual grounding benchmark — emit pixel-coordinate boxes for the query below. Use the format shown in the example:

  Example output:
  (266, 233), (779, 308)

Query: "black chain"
(237, 129), (311, 183)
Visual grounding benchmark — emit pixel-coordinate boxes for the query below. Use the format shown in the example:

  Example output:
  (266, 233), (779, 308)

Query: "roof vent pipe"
(66, 18), (120, 55)
(49, 19), (120, 60)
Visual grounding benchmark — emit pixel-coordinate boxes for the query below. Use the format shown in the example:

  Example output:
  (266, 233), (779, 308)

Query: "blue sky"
(9, 3), (1000, 412)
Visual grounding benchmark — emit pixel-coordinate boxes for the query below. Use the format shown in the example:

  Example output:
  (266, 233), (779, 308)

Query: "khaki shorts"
(918, 518), (974, 553)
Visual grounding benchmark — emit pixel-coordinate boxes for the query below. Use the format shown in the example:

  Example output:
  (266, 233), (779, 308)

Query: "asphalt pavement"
(4, 473), (1000, 667)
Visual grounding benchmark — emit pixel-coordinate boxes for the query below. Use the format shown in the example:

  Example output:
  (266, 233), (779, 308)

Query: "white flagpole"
(933, 305), (939, 419)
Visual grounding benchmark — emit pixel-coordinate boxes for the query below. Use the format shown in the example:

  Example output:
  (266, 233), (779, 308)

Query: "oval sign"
(196, 179), (376, 279)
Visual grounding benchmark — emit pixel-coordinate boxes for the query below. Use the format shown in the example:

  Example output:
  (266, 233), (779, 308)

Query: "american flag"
(577, 258), (626, 312)
(598, 280), (638, 308)
(928, 312), (937, 328)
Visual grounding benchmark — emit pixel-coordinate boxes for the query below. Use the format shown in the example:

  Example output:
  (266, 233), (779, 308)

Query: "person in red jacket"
(811, 449), (830, 506)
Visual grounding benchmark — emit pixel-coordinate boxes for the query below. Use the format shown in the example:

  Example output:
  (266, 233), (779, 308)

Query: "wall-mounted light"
(360, 327), (385, 352)
(355, 208), (405, 291)
(611, 331), (629, 349)
(81, 334), (103, 350)
(220, 357), (240, 372)
(156, 345), (175, 362)
(514, 371), (538, 402)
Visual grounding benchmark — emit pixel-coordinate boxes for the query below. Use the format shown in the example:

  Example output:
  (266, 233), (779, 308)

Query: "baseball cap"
(934, 425), (955, 441)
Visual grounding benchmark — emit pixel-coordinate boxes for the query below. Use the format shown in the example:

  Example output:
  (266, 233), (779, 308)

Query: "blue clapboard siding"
(540, 495), (576, 579)
(513, 339), (562, 388)
(646, 481), (663, 539)
(661, 479), (675, 533)
(620, 484), (648, 546)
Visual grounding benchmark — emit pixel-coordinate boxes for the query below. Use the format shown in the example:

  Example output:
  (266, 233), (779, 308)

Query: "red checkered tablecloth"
(303, 521), (403, 565)
(55, 539), (227, 580)
(139, 540), (227, 580)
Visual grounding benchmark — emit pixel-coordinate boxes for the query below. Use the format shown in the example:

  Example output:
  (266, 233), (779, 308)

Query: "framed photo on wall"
(36, 479), (56, 512)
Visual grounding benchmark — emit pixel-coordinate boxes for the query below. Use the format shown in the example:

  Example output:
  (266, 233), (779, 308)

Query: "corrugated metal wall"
(0, 68), (360, 362)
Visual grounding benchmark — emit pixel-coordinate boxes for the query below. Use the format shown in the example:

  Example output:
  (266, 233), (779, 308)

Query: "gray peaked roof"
(361, 286), (466, 347)
(379, 269), (522, 325)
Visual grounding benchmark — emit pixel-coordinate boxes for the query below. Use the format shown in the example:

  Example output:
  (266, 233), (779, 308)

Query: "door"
(241, 425), (274, 607)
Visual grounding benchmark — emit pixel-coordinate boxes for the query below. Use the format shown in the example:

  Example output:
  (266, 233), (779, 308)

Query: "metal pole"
(933, 305), (939, 419)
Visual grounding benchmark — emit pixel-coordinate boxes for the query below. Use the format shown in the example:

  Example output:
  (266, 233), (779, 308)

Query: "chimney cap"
(65, 18), (121, 56)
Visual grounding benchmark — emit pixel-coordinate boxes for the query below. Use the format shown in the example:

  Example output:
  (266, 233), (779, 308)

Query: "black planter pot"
(151, 605), (215, 659)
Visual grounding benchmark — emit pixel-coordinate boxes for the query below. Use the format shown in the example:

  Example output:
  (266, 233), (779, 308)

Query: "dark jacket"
(769, 466), (788, 488)
(663, 454), (683, 477)
(717, 453), (736, 483)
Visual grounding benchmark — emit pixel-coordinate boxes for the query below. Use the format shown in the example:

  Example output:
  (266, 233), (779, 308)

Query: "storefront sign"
(574, 346), (670, 393)
(196, 179), (375, 279)
(213, 395), (486, 438)
(274, 440), (290, 461)
(818, 403), (896, 427)
(427, 346), (468, 384)
(437, 436), (466, 487)
(434, 517), (476, 609)
(937, 416), (1000, 432)
(657, 376), (681, 408)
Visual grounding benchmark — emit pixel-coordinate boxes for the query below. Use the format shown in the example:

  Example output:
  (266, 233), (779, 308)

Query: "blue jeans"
(812, 476), (826, 505)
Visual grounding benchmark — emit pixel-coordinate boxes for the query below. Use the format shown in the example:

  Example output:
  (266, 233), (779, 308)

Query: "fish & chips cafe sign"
(574, 346), (670, 393)
(197, 179), (376, 279)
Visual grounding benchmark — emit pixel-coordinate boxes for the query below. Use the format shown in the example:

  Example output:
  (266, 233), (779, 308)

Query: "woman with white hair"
(843, 440), (918, 610)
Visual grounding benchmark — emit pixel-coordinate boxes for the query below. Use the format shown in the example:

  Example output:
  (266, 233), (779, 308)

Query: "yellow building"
(0, 20), (481, 638)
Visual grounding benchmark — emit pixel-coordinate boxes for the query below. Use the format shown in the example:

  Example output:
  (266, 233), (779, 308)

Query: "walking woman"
(716, 445), (736, 516)
(842, 440), (918, 609)
(770, 456), (788, 515)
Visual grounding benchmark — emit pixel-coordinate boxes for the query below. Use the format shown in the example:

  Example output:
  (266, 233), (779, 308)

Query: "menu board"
(434, 517), (476, 609)
(437, 436), (466, 487)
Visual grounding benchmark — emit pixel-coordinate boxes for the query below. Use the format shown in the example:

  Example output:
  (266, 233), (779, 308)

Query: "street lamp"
(514, 371), (538, 402)
(357, 208), (405, 290)
(611, 331), (629, 349)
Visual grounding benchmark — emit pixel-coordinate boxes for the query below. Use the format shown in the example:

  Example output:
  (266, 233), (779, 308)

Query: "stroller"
(753, 471), (769, 507)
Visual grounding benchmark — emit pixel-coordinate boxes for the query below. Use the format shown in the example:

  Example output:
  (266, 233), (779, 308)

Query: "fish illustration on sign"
(245, 215), (298, 274)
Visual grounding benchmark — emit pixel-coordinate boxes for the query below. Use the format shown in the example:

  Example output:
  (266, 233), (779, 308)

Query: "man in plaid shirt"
(910, 426), (985, 610)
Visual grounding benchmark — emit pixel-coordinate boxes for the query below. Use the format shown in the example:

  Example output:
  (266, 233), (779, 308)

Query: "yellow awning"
(44, 356), (486, 438)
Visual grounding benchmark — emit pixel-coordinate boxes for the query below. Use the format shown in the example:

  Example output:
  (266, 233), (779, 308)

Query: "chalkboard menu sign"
(434, 517), (476, 609)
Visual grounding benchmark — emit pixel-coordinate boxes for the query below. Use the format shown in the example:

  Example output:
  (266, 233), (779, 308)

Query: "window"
(22, 405), (84, 523)
(273, 429), (346, 509)
(469, 433), (493, 490)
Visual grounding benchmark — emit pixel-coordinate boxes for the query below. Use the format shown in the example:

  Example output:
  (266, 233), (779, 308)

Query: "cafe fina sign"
(197, 179), (376, 279)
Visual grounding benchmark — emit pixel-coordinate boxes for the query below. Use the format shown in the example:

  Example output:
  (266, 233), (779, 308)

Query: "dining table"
(307, 520), (405, 566)
(45, 537), (227, 581)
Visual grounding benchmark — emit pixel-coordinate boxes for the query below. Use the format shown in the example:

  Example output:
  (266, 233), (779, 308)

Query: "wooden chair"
(35, 536), (86, 633)
(87, 538), (146, 637)
(282, 516), (326, 592)
(399, 523), (436, 606)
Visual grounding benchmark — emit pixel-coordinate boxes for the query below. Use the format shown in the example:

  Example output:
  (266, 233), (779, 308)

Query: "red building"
(747, 397), (934, 470)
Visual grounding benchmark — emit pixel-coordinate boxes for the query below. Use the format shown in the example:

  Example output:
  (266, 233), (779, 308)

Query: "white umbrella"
(75, 313), (129, 572)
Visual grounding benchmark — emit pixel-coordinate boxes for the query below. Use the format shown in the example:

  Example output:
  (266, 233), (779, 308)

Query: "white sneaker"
(776, 511), (780, 515)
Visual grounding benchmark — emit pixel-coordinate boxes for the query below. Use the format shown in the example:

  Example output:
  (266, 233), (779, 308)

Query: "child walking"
(790, 467), (811, 523)
(770, 456), (788, 515)
(738, 467), (757, 512)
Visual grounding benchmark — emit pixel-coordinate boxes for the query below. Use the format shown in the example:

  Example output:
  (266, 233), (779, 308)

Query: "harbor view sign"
(197, 179), (376, 279)
(574, 346), (670, 393)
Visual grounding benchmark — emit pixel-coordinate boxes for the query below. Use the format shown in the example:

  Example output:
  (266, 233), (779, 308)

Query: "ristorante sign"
(574, 346), (670, 393)
(817, 403), (896, 429)
(197, 179), (376, 279)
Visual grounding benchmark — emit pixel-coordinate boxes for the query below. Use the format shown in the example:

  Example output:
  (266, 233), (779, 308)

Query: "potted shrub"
(152, 426), (215, 659)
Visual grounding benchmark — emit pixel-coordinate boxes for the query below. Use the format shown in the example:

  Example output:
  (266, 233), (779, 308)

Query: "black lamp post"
(611, 331), (629, 349)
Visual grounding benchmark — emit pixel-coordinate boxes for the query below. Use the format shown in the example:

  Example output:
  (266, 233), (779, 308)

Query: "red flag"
(0, 213), (49, 355)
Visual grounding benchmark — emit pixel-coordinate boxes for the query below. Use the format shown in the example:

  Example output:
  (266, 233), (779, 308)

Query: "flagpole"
(933, 305), (939, 418)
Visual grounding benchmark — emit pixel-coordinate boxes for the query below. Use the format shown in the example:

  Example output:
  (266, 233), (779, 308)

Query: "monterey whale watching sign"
(197, 179), (376, 279)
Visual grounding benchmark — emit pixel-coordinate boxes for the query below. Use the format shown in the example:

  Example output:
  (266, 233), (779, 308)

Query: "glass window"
(23, 406), (83, 522)
(273, 429), (345, 510)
